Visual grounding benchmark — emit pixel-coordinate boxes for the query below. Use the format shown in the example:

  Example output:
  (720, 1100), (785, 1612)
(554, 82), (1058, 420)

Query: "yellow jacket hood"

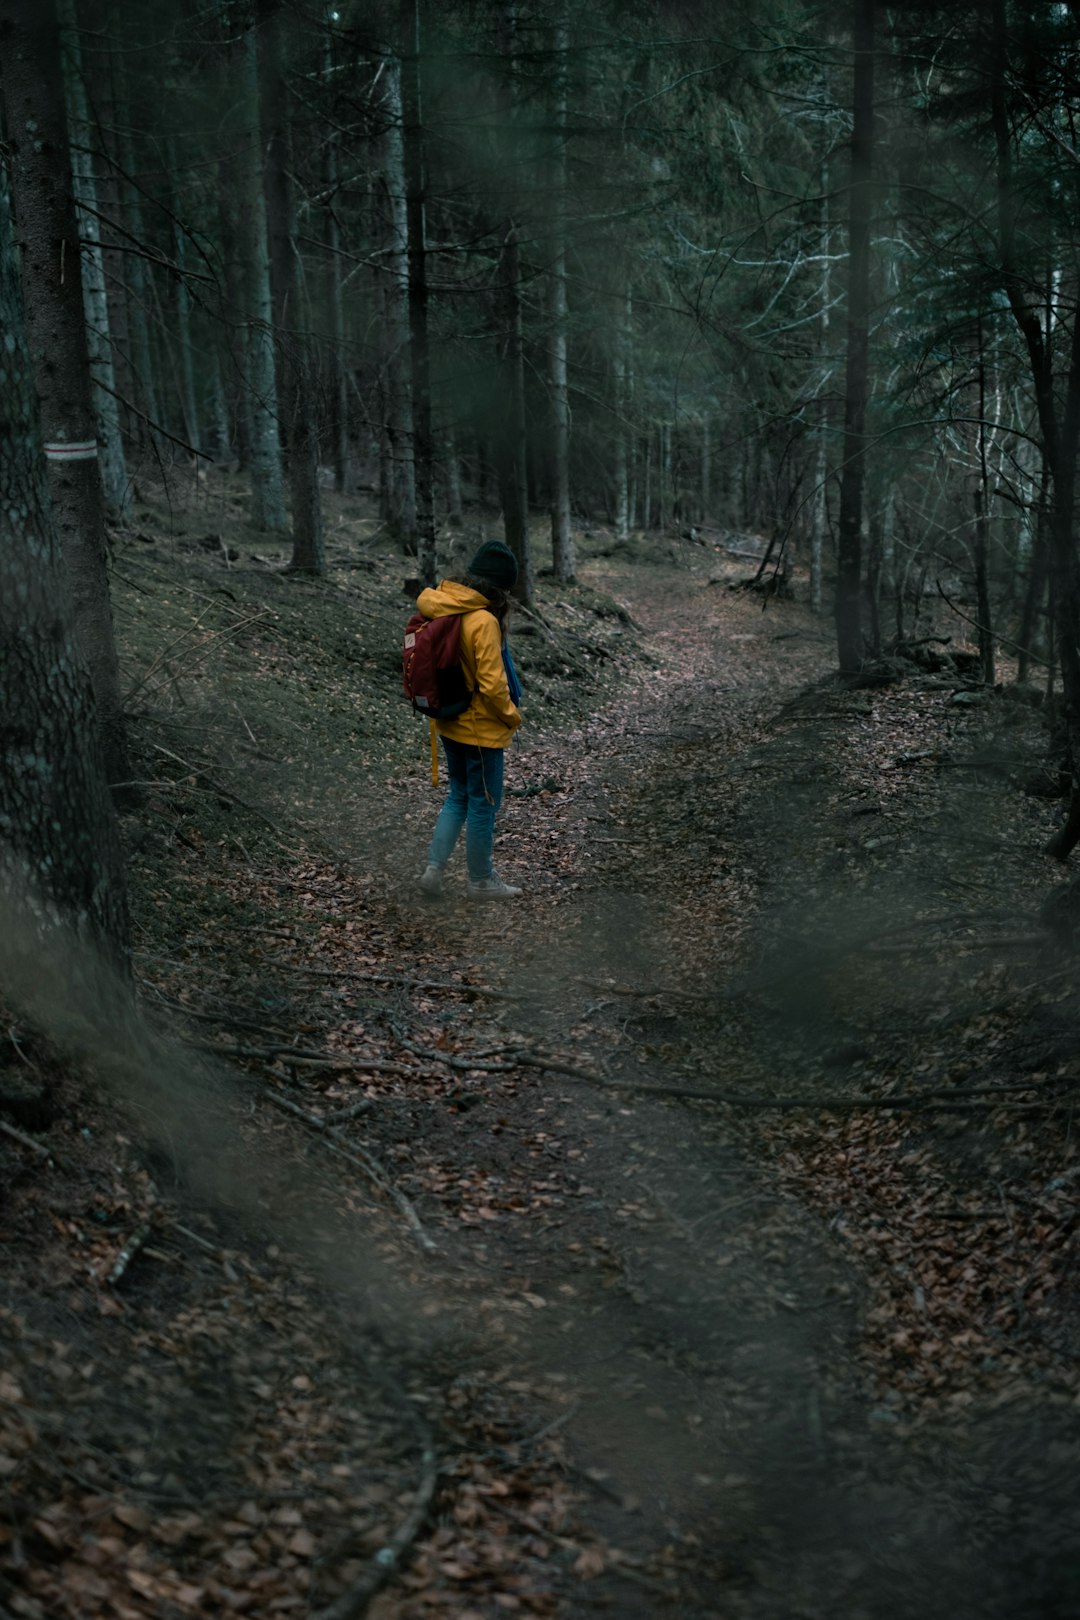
(416, 581), (492, 619)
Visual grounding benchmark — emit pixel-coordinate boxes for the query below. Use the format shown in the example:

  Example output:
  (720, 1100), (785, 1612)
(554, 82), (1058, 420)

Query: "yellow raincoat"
(415, 582), (522, 758)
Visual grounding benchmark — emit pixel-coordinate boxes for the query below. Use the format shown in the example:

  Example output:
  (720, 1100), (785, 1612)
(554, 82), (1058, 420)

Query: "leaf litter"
(2, 490), (1079, 1618)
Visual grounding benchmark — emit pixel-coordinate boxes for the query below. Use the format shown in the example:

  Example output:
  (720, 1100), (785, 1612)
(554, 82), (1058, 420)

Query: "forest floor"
(1, 477), (1079, 1620)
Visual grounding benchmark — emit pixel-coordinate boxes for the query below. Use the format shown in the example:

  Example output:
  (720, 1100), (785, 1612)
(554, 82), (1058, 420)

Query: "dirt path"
(4, 541), (1077, 1620)
(369, 551), (1079, 1620)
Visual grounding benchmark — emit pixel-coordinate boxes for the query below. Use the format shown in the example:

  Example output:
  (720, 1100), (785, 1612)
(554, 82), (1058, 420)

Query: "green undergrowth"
(111, 475), (654, 964)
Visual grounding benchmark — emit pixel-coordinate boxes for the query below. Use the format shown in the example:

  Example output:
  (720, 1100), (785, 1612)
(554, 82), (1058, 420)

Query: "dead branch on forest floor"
(390, 1028), (605, 1085)
(146, 741), (289, 837)
(143, 989), (300, 1039)
(312, 1391), (437, 1620)
(258, 1087), (438, 1256)
(0, 1117), (69, 1167)
(266, 960), (524, 999)
(391, 1026), (529, 1075)
(186, 1034), (438, 1251)
(188, 1038), (421, 1077)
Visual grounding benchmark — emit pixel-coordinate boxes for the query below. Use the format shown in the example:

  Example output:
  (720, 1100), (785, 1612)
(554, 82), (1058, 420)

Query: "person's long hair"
(453, 573), (513, 634)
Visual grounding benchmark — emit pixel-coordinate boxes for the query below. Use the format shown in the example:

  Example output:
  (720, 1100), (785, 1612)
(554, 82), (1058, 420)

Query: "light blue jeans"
(426, 738), (505, 882)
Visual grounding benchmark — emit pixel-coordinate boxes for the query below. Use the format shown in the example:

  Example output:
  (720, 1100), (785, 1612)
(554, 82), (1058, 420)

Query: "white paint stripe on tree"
(44, 441), (99, 462)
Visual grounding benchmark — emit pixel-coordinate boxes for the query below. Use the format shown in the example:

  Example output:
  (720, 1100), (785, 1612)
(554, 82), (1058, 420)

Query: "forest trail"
(3, 537), (1079, 1620)
(340, 549), (1079, 1618)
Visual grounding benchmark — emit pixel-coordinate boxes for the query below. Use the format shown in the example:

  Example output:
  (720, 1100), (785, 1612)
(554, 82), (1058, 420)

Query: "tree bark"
(77, 0), (133, 443)
(114, 56), (162, 446)
(56, 0), (129, 519)
(660, 421), (672, 530)
(495, 224), (534, 603)
(834, 0), (875, 672)
(257, 0), (325, 575)
(233, 28), (287, 532)
(0, 164), (129, 965)
(493, 2), (534, 605)
(216, 170), (249, 468)
(322, 36), (351, 496)
(0, 0), (131, 793)
(1017, 457), (1050, 685)
(811, 131), (832, 616)
(613, 285), (631, 544)
(167, 139), (202, 457)
(973, 322), (995, 685)
(379, 54), (417, 548)
(399, 0), (436, 586)
(548, 11), (575, 579)
(445, 427), (464, 525)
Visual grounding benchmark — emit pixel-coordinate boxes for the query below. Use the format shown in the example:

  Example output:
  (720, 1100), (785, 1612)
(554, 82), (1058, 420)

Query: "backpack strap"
(429, 719), (439, 786)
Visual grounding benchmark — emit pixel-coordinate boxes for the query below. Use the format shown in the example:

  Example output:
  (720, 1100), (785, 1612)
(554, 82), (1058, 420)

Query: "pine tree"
(0, 163), (129, 964)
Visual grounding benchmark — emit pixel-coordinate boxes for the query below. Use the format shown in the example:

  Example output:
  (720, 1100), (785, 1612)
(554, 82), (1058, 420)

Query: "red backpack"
(402, 611), (472, 718)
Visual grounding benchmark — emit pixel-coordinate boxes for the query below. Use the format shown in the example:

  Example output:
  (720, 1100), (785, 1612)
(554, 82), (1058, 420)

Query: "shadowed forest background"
(2, 1), (1080, 1617)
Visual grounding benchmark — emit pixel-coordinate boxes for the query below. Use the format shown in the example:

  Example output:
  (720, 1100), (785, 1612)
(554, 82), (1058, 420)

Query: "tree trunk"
(0, 0), (131, 793)
(834, 0), (875, 672)
(168, 140), (202, 457)
(547, 10), (575, 580)
(613, 284), (631, 544)
(78, 0), (133, 443)
(207, 349), (231, 460)
(881, 485), (898, 637)
(973, 325), (995, 685)
(399, 1), (436, 586)
(811, 135), (831, 616)
(495, 225), (534, 604)
(114, 65), (162, 446)
(380, 54), (417, 548)
(216, 171), (249, 468)
(1017, 458), (1050, 685)
(56, 0), (129, 520)
(492, 3), (533, 604)
(322, 37), (351, 496)
(257, 0), (325, 575)
(233, 30), (287, 531)
(445, 427), (464, 526)
(660, 421), (672, 530)
(0, 166), (129, 965)
(1014, 431), (1037, 605)
(865, 507), (882, 658)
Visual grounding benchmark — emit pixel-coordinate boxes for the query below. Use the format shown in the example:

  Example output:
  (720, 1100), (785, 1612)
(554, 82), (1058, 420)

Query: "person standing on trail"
(417, 541), (523, 900)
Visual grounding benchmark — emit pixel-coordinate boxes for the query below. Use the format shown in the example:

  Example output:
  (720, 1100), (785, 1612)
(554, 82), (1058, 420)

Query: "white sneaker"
(466, 872), (521, 900)
(418, 863), (444, 897)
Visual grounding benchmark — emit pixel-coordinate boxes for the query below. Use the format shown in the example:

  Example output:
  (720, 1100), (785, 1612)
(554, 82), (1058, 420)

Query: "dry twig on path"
(188, 1038), (418, 1077)
(258, 1090), (438, 1254)
(267, 960), (522, 999)
(257, 1089), (438, 1255)
(0, 1117), (69, 1167)
(312, 1395), (438, 1620)
(391, 1028), (604, 1085)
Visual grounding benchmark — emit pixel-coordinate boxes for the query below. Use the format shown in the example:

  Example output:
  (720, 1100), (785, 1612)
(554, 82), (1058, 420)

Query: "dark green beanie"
(468, 540), (518, 592)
